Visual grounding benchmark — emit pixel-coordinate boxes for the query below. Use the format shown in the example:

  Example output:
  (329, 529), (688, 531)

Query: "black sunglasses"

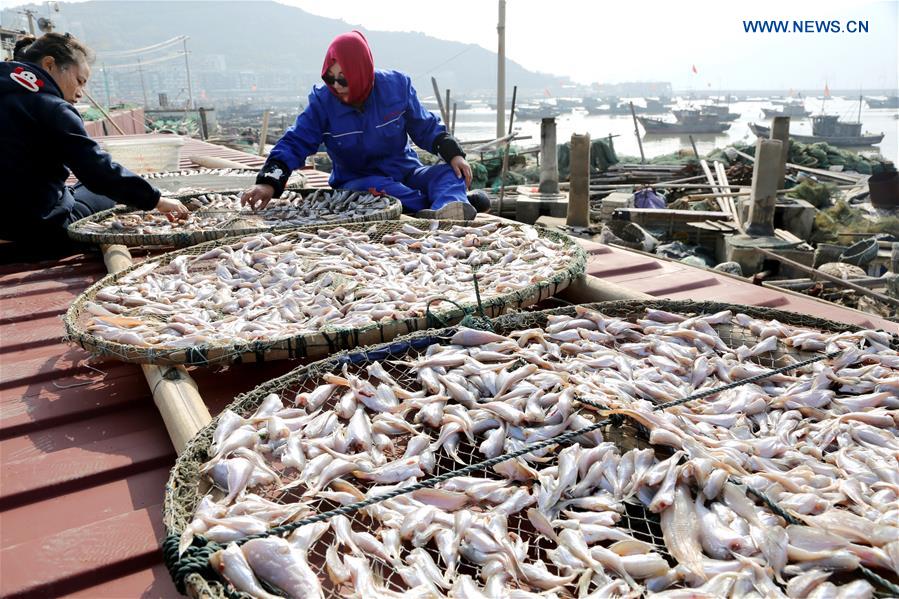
(322, 73), (348, 87)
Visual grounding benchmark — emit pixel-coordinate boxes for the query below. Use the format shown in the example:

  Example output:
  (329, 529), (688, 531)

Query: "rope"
(162, 534), (235, 597)
(233, 407), (609, 545)
(653, 349), (842, 411)
(425, 268), (495, 332)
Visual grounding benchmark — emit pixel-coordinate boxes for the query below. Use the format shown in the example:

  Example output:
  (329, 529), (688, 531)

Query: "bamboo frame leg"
(101, 244), (211, 455)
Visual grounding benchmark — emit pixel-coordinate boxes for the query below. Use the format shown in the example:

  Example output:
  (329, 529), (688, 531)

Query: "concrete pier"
(538, 118), (559, 195)
(770, 116), (790, 191)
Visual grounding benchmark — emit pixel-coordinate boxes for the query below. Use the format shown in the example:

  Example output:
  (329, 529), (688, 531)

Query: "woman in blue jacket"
(242, 31), (485, 220)
(0, 33), (187, 244)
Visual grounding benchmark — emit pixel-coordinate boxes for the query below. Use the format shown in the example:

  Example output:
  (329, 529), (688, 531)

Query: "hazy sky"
(279, 0), (898, 90)
(3, 0), (897, 89)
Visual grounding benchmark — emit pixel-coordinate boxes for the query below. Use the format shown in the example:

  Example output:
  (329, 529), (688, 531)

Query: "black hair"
(13, 32), (94, 68)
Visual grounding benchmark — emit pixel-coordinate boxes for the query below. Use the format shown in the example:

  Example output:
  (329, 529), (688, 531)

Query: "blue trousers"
(340, 163), (468, 213)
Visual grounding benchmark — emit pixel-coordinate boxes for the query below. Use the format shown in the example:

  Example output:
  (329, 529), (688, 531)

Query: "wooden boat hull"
(749, 123), (884, 147)
(638, 117), (730, 134)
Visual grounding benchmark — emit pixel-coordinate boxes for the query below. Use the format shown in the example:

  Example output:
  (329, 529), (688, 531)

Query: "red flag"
(544, 88), (552, 98)
(824, 82), (830, 98)
(691, 64), (698, 74)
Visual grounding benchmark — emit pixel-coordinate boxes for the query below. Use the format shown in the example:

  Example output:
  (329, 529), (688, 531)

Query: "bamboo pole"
(688, 135), (699, 158)
(629, 102), (645, 164)
(732, 148), (862, 184)
(101, 244), (211, 455)
(765, 276), (889, 291)
(431, 77), (449, 125)
(756, 247), (899, 309)
(497, 85), (518, 218)
(84, 90), (127, 135)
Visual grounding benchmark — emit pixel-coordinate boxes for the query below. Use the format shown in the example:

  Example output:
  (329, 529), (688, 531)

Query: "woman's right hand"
(155, 197), (189, 221)
(241, 184), (275, 211)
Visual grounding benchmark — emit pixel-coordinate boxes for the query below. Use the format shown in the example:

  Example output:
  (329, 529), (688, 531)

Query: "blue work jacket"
(268, 70), (446, 188)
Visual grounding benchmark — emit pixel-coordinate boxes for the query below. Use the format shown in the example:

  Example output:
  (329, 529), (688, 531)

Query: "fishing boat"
(749, 118), (884, 147)
(866, 96), (899, 109)
(639, 110), (730, 134)
(750, 97), (884, 147)
(514, 103), (559, 121)
(762, 101), (810, 119)
(584, 97), (668, 116)
(679, 105), (740, 122)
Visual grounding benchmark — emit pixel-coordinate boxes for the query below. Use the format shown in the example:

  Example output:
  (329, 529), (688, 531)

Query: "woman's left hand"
(450, 156), (472, 190)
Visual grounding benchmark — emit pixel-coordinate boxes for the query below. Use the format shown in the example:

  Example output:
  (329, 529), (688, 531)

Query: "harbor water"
(451, 97), (898, 164)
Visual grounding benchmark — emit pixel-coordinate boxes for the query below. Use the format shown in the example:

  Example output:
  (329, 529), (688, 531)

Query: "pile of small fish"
(142, 167), (262, 180)
(72, 189), (397, 236)
(81, 222), (576, 349)
(180, 307), (899, 598)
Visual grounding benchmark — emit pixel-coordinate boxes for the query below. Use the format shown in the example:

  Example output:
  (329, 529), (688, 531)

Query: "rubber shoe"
(467, 190), (491, 213)
(414, 208), (438, 219)
(436, 201), (476, 221)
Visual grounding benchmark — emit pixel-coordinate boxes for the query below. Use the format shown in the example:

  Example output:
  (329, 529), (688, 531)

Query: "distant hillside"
(2, 1), (566, 100)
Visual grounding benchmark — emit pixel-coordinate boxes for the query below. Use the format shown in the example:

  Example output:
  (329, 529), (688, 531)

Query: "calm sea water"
(451, 97), (898, 165)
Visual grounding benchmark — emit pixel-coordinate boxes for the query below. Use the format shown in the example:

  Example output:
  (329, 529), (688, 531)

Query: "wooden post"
(445, 89), (451, 127)
(629, 102), (645, 164)
(769, 116), (790, 190)
(538, 117), (559, 194)
(567, 133), (590, 228)
(746, 138), (783, 237)
(451, 102), (457, 137)
(100, 244), (211, 455)
(258, 110), (270, 156)
(198, 107), (209, 140)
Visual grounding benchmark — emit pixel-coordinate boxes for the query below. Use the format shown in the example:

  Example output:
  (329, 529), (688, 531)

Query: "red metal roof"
(578, 240), (896, 333)
(1, 140), (894, 597)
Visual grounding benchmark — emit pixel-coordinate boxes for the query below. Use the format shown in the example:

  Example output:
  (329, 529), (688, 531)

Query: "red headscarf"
(322, 30), (374, 105)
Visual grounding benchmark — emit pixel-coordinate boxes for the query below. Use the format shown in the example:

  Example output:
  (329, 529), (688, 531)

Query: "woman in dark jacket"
(0, 33), (187, 243)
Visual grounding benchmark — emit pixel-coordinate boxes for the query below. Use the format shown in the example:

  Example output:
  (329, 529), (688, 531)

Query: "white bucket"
(100, 135), (185, 174)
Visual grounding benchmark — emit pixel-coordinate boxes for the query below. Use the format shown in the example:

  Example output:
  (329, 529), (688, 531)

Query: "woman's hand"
(155, 197), (189, 221)
(241, 184), (275, 211)
(450, 156), (472, 190)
